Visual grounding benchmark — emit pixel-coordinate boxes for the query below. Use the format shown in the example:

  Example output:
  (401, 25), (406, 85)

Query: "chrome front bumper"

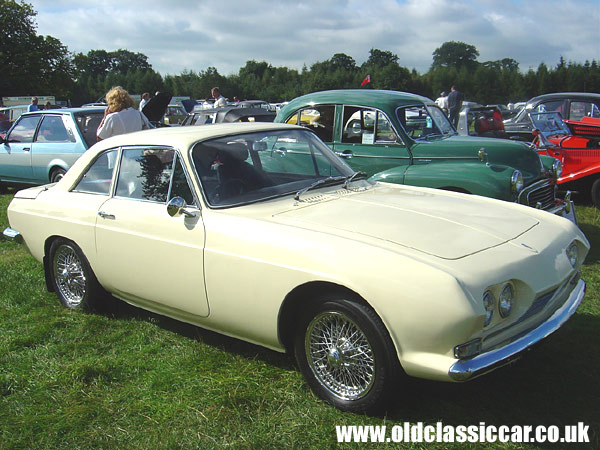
(547, 191), (577, 224)
(449, 278), (586, 381)
(2, 227), (23, 244)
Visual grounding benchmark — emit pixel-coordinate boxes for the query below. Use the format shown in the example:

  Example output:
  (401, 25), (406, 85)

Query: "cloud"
(29, 0), (600, 75)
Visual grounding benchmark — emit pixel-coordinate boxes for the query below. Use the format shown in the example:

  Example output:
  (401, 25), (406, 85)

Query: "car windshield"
(191, 128), (358, 207)
(396, 105), (455, 140)
(528, 111), (571, 138)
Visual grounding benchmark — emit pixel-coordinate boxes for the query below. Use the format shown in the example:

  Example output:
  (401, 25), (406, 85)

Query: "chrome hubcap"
(53, 244), (86, 307)
(305, 311), (375, 400)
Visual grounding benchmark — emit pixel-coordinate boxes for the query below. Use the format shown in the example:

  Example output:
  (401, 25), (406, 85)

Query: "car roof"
(278, 89), (434, 117)
(92, 122), (302, 153)
(527, 92), (600, 103)
(20, 107), (106, 116)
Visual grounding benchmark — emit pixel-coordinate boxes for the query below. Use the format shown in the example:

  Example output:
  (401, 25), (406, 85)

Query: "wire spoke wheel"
(53, 243), (87, 307)
(305, 311), (375, 401)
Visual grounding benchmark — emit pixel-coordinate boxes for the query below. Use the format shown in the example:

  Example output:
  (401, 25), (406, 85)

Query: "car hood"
(272, 184), (539, 260)
(142, 92), (172, 122)
(413, 135), (543, 181)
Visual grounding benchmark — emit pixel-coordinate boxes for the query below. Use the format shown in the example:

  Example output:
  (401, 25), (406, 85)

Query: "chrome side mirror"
(167, 197), (196, 218)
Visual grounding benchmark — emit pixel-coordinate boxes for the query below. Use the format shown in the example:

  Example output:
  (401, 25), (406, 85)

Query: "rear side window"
(569, 101), (600, 121)
(74, 112), (104, 147)
(7, 115), (40, 143)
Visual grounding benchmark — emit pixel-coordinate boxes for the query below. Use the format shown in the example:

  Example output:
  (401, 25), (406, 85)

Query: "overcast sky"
(28, 0), (600, 76)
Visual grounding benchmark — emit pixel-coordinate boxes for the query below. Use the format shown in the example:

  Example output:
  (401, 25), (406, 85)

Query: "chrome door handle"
(98, 211), (115, 220)
(336, 151), (353, 159)
(23, 147), (30, 152)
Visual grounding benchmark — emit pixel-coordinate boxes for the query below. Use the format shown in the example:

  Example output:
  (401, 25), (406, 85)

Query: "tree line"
(2, 0), (599, 107)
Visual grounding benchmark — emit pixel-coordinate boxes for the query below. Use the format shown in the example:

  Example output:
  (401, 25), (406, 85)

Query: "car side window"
(35, 115), (75, 143)
(286, 106), (335, 143)
(7, 115), (40, 143)
(569, 101), (599, 121)
(75, 112), (104, 147)
(73, 150), (118, 195)
(342, 106), (375, 144)
(115, 147), (175, 202)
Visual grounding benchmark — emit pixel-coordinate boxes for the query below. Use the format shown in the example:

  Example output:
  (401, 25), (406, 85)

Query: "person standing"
(435, 92), (448, 114)
(139, 92), (150, 111)
(27, 96), (39, 112)
(97, 86), (151, 141)
(211, 87), (227, 108)
(447, 86), (463, 128)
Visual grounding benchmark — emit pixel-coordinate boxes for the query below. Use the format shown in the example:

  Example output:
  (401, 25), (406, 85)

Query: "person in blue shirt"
(27, 96), (39, 112)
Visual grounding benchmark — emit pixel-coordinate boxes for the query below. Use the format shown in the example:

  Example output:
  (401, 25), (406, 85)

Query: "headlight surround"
(498, 283), (514, 318)
(483, 291), (495, 327)
(552, 159), (563, 179)
(511, 170), (524, 194)
(566, 242), (578, 268)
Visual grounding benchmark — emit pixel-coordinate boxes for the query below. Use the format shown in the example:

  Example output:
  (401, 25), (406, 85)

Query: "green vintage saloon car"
(276, 90), (574, 220)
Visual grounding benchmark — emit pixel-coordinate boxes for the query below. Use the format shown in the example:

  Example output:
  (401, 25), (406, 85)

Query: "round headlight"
(511, 170), (524, 194)
(483, 291), (495, 327)
(566, 242), (578, 268)
(552, 159), (563, 179)
(498, 283), (514, 318)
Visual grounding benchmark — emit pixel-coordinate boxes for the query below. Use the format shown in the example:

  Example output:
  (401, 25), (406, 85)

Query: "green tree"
(0, 0), (74, 96)
(431, 41), (479, 71)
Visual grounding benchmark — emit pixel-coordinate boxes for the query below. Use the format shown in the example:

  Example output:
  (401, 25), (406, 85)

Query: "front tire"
(49, 238), (102, 310)
(294, 297), (400, 414)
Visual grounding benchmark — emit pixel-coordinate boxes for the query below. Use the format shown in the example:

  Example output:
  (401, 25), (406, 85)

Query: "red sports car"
(530, 111), (600, 207)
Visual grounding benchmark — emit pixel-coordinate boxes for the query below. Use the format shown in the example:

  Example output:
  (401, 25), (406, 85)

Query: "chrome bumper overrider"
(449, 278), (586, 381)
(2, 227), (23, 244)
(547, 191), (577, 224)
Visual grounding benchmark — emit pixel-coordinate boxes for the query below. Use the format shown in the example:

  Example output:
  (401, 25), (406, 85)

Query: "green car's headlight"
(511, 170), (524, 194)
(552, 159), (563, 179)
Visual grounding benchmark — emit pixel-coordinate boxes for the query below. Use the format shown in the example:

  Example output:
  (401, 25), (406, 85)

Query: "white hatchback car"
(3, 122), (588, 413)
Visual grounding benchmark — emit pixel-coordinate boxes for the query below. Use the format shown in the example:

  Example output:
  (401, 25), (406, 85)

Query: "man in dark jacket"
(447, 86), (463, 127)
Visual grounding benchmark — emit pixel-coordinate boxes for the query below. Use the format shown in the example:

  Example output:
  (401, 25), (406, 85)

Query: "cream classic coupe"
(3, 123), (588, 413)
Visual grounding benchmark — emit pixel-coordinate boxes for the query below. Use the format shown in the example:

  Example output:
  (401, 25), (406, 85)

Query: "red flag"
(361, 74), (371, 86)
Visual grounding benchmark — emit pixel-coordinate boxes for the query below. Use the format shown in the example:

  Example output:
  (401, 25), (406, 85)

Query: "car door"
(94, 146), (209, 317)
(332, 105), (410, 177)
(0, 114), (41, 182)
(30, 114), (82, 183)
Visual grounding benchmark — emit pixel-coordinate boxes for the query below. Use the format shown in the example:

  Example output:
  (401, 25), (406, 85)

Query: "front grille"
(519, 179), (555, 210)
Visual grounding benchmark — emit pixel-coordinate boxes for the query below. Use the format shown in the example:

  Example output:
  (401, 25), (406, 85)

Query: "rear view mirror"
(253, 141), (267, 151)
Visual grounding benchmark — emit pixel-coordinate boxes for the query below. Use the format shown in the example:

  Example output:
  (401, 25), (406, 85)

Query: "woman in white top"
(97, 86), (151, 141)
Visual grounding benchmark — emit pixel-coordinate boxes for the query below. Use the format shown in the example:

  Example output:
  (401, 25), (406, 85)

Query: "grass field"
(0, 187), (598, 449)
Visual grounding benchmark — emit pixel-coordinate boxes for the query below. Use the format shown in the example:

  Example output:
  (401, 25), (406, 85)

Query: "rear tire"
(294, 295), (400, 414)
(49, 238), (103, 311)
(50, 167), (66, 183)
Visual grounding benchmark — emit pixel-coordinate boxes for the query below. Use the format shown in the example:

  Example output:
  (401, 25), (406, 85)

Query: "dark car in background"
(0, 107), (105, 187)
(181, 106), (275, 126)
(504, 92), (600, 141)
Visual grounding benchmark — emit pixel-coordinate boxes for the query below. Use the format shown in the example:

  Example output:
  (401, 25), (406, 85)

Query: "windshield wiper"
(343, 171), (367, 189)
(294, 176), (346, 201)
